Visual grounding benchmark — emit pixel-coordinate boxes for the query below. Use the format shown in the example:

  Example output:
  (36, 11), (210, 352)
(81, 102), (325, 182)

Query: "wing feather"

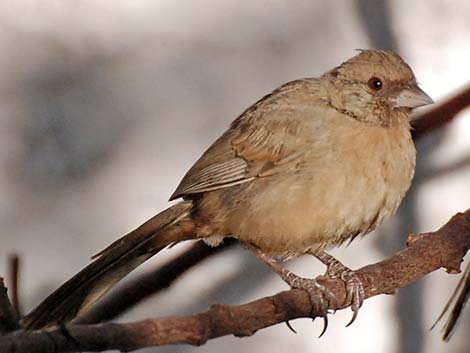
(171, 158), (250, 198)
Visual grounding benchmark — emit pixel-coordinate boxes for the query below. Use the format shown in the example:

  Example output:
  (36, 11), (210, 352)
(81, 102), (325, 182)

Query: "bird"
(22, 49), (433, 330)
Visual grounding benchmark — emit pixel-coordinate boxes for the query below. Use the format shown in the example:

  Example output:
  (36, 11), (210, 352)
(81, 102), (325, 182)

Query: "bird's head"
(322, 49), (433, 126)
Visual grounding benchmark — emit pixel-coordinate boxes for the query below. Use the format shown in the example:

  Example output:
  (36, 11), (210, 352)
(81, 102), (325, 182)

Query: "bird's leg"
(313, 251), (365, 326)
(242, 242), (337, 334)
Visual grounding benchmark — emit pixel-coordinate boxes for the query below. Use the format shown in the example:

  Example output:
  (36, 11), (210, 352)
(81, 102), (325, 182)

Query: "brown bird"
(22, 49), (433, 330)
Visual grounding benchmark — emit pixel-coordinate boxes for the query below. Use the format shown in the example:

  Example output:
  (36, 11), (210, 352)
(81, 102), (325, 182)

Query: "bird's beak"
(391, 85), (434, 109)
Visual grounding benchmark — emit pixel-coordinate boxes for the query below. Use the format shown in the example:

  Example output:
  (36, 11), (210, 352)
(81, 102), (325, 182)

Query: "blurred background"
(0, 1), (469, 352)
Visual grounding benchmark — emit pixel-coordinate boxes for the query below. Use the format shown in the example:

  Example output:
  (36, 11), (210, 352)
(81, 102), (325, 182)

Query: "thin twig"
(432, 262), (470, 341)
(0, 279), (20, 335)
(7, 255), (20, 317)
(1, 209), (468, 353)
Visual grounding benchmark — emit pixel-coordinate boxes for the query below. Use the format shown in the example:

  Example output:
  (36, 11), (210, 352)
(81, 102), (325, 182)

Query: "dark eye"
(367, 77), (383, 91)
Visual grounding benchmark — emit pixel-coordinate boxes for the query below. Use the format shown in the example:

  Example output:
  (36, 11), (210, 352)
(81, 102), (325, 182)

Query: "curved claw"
(315, 251), (366, 327)
(313, 315), (329, 337)
(318, 315), (328, 338)
(343, 270), (365, 326)
(346, 308), (359, 327)
(285, 320), (298, 334)
(290, 278), (334, 336)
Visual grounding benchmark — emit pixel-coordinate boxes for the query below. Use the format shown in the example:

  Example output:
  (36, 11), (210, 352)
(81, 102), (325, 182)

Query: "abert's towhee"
(23, 49), (433, 329)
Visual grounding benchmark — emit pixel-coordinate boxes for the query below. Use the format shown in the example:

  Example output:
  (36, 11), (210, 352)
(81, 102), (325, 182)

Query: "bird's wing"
(170, 80), (316, 200)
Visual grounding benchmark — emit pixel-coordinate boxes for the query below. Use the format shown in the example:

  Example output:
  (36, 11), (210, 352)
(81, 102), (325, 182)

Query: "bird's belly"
(229, 167), (407, 256)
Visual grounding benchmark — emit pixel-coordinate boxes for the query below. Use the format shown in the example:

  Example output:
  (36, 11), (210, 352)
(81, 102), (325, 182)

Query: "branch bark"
(1, 210), (468, 353)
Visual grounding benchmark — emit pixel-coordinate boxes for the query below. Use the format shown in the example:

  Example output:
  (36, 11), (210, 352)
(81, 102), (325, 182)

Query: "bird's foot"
(282, 272), (337, 337)
(282, 271), (337, 316)
(314, 252), (365, 326)
(241, 242), (336, 336)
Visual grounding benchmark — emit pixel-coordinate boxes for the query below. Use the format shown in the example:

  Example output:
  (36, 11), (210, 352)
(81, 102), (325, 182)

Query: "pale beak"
(391, 86), (434, 109)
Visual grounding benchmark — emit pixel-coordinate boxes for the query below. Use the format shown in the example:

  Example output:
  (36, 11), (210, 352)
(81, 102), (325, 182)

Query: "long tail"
(22, 201), (195, 329)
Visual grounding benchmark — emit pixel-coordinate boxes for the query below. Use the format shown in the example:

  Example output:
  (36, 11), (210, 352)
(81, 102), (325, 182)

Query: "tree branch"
(78, 85), (470, 324)
(1, 209), (468, 353)
(411, 85), (470, 138)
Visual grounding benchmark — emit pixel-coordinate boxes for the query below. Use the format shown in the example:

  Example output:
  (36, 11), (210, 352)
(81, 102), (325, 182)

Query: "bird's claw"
(343, 270), (365, 326)
(328, 264), (364, 326)
(314, 252), (365, 326)
(312, 315), (329, 338)
(290, 277), (337, 314)
(285, 320), (297, 334)
(288, 276), (336, 336)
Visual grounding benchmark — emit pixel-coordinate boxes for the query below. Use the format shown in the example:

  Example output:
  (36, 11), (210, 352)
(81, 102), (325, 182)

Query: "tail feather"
(22, 201), (195, 329)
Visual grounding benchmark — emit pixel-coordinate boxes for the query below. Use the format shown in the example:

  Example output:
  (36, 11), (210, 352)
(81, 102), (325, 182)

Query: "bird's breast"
(224, 121), (416, 256)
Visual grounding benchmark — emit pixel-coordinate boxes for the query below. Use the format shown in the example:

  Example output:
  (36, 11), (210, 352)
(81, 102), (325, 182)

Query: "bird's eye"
(367, 77), (383, 91)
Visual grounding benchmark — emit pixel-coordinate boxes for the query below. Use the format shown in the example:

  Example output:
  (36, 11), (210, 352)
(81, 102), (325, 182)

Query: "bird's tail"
(22, 200), (195, 330)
